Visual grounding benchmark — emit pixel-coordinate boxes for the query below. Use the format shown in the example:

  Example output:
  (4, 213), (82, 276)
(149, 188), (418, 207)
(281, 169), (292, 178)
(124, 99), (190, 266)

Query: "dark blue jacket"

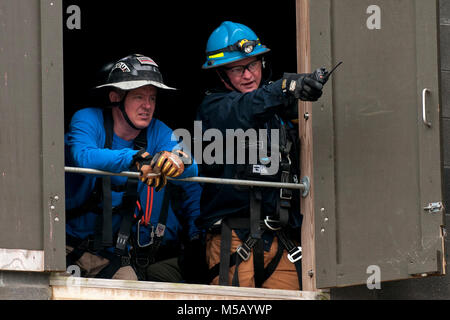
(195, 80), (302, 236)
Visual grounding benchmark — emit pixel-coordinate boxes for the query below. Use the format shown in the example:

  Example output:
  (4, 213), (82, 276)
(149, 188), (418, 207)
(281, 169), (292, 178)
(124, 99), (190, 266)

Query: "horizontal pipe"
(64, 166), (305, 190)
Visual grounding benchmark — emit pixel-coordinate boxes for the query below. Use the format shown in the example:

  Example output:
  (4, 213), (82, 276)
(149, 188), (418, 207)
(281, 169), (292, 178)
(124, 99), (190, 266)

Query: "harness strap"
(276, 229), (303, 290)
(278, 117), (293, 229)
(65, 233), (132, 279)
(218, 219), (233, 286)
(112, 121), (149, 255)
(252, 237), (265, 288)
(66, 235), (92, 267)
(115, 178), (140, 255)
(94, 256), (122, 279)
(215, 189), (267, 287)
(232, 188), (264, 287)
(131, 182), (172, 272)
(212, 228), (294, 287)
(99, 176), (113, 247)
(277, 169), (292, 228)
(209, 236), (285, 287)
(65, 181), (102, 218)
(250, 189), (264, 288)
(263, 239), (284, 282)
(211, 219), (302, 287)
(65, 182), (132, 220)
(94, 109), (114, 250)
(94, 254), (131, 279)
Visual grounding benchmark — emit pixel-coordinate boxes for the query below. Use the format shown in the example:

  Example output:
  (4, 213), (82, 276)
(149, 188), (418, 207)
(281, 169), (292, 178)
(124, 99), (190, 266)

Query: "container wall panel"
(0, 0), (65, 271)
(310, 0), (444, 288)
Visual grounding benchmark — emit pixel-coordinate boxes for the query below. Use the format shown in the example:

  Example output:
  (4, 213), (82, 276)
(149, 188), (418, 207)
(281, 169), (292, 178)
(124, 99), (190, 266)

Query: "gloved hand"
(151, 150), (188, 178)
(131, 149), (152, 172)
(132, 149), (167, 191)
(281, 72), (323, 101)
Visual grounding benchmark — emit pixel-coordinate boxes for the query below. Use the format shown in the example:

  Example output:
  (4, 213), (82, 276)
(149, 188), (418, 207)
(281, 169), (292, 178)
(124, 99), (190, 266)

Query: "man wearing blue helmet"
(196, 21), (324, 290)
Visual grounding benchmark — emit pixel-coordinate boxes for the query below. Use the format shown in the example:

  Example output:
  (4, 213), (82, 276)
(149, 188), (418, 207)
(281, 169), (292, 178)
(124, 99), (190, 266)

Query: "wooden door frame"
(296, 0), (317, 292)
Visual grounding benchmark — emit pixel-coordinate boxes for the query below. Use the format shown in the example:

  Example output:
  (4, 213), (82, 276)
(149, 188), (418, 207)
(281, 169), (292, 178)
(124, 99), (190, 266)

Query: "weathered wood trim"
(0, 248), (44, 272)
(50, 276), (329, 300)
(296, 0), (317, 292)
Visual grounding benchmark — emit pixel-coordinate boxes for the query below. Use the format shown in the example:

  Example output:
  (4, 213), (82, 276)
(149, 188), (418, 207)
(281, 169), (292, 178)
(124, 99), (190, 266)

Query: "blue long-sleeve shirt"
(65, 107), (201, 248)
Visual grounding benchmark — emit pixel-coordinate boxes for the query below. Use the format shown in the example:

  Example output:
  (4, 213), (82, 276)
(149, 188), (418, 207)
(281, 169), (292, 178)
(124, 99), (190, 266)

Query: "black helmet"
(96, 54), (176, 91)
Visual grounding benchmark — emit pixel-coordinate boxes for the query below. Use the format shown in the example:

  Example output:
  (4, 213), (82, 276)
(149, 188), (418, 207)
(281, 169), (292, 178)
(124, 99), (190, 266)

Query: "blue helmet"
(203, 21), (271, 69)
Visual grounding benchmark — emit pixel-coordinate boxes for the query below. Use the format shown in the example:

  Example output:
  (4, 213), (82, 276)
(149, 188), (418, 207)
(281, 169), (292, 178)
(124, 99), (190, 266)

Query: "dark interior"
(63, 0), (297, 134)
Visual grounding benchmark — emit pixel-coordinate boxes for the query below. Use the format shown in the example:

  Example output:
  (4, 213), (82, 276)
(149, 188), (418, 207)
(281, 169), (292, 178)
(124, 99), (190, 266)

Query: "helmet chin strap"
(217, 68), (238, 92)
(261, 56), (272, 85)
(116, 91), (141, 131)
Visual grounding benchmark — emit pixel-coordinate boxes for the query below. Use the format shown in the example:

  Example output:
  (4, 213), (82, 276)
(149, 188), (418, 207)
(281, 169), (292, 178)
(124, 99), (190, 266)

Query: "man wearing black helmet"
(64, 54), (202, 281)
(196, 22), (325, 290)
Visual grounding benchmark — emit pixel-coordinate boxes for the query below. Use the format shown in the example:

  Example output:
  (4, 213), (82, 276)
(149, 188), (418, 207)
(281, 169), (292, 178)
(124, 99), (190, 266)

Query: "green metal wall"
(311, 0), (444, 288)
(332, 0), (450, 300)
(0, 0), (65, 271)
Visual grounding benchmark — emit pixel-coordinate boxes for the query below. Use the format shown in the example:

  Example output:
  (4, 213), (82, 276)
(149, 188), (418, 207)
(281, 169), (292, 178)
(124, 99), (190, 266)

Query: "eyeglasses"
(224, 60), (262, 77)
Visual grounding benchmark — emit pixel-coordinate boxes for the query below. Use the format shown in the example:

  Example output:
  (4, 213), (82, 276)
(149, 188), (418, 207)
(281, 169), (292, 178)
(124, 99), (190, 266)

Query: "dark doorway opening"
(63, 0), (297, 133)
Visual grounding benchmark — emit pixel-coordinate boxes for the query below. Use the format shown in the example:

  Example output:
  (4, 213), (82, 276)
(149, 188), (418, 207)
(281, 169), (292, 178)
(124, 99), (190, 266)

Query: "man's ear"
(109, 90), (121, 103)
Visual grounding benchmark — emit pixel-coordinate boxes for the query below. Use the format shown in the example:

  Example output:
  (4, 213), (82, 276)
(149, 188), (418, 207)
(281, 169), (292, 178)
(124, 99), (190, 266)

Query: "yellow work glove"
(150, 150), (189, 178)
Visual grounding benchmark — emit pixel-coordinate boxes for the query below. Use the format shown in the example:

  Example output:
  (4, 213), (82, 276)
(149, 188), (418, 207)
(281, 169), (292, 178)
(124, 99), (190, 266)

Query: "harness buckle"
(286, 154), (292, 165)
(135, 256), (151, 269)
(236, 243), (252, 261)
(116, 232), (129, 252)
(83, 236), (97, 252)
(280, 187), (293, 200)
(287, 246), (302, 263)
(120, 255), (131, 267)
(280, 168), (293, 200)
(137, 223), (154, 248)
(264, 216), (282, 231)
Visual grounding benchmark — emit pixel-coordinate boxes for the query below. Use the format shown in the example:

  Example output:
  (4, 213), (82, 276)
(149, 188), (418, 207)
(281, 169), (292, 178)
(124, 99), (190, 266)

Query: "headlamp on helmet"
(237, 39), (259, 54)
(206, 38), (262, 58)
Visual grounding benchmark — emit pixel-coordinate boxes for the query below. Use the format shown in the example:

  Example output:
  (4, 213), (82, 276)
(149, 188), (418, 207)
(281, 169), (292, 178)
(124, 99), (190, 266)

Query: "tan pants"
(206, 231), (300, 290)
(66, 246), (138, 281)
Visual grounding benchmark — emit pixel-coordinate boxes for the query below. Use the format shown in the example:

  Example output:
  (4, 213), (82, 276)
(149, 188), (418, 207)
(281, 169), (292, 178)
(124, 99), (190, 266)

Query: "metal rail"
(64, 166), (306, 191)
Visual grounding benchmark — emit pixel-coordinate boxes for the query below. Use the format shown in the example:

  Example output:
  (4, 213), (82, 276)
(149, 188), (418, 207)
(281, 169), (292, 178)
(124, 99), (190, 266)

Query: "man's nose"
(242, 67), (253, 79)
(143, 98), (153, 108)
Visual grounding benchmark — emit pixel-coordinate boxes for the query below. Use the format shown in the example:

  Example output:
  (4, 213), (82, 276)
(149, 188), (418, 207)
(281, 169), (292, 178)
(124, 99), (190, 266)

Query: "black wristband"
(130, 149), (152, 170)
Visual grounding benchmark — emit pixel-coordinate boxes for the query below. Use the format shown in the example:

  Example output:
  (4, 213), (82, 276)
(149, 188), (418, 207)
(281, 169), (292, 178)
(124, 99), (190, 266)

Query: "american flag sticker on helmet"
(137, 56), (158, 67)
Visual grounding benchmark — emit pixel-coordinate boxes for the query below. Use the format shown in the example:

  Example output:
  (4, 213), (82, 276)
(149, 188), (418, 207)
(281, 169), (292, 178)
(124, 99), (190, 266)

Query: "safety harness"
(65, 108), (172, 279)
(208, 116), (303, 289)
(130, 182), (184, 280)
